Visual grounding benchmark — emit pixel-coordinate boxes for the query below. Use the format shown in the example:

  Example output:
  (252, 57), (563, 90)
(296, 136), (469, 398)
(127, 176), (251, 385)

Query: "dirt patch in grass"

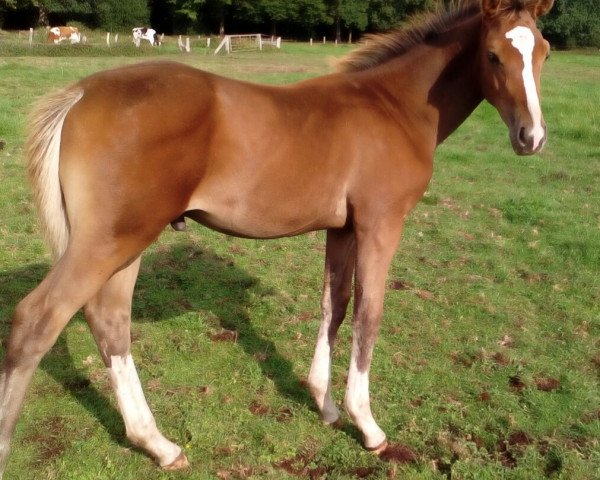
(26, 416), (70, 465)
(591, 353), (600, 373)
(535, 376), (560, 391)
(379, 443), (418, 464)
(248, 400), (270, 416)
(275, 406), (293, 422)
(508, 375), (527, 393)
(216, 465), (267, 479)
(389, 279), (412, 290)
(274, 449), (328, 479)
(495, 431), (534, 468)
(210, 329), (238, 342)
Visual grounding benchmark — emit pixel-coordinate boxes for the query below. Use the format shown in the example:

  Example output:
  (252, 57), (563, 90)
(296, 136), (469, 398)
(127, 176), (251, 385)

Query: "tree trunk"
(37, 7), (49, 27)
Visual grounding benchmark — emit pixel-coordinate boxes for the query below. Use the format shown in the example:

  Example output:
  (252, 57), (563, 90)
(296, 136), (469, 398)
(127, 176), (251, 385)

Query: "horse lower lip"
(515, 146), (535, 156)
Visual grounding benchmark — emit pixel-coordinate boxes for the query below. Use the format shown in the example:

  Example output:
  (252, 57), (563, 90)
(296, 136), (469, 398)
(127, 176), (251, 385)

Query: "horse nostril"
(518, 127), (527, 146)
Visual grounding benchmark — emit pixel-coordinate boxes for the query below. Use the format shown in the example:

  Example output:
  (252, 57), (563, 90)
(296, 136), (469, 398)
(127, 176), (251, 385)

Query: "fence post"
(106, 32), (110, 46)
(114, 33), (119, 44)
(29, 28), (33, 47)
(185, 37), (190, 53)
(257, 34), (262, 51)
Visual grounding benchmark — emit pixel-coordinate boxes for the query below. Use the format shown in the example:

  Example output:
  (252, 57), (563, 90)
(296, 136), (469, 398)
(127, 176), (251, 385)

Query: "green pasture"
(0, 36), (598, 479)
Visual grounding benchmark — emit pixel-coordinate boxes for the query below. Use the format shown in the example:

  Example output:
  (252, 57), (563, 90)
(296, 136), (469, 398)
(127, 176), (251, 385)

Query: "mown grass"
(0, 40), (598, 479)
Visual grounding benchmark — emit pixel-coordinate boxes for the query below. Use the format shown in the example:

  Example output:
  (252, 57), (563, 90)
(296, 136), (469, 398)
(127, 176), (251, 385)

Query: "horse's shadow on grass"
(0, 238), (336, 449)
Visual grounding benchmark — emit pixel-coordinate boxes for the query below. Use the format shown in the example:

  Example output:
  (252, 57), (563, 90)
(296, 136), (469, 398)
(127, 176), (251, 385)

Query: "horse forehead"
(505, 25), (535, 53)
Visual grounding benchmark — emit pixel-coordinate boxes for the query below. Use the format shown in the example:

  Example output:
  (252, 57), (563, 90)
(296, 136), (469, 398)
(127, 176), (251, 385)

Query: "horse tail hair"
(25, 86), (83, 262)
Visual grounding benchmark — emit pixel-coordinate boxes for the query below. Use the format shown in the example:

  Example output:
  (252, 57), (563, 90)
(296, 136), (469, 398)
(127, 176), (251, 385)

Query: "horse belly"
(186, 184), (349, 238)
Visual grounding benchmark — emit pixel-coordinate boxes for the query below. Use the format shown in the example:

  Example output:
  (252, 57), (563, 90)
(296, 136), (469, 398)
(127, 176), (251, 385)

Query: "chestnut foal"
(0, 0), (553, 474)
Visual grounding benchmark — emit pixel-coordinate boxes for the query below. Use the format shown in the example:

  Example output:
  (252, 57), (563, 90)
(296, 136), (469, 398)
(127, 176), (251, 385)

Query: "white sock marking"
(109, 355), (181, 466)
(308, 297), (340, 424)
(345, 356), (386, 449)
(505, 26), (545, 150)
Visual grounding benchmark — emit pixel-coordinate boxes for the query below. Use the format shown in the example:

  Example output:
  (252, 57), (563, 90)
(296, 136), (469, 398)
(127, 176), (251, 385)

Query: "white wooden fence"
(214, 34), (282, 55)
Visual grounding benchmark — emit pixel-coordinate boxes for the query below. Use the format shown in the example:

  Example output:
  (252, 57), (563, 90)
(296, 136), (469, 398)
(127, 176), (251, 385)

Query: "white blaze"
(505, 26), (545, 150)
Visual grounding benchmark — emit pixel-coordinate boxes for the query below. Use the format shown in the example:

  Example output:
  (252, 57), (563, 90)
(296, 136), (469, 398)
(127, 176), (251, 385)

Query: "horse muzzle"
(510, 122), (547, 156)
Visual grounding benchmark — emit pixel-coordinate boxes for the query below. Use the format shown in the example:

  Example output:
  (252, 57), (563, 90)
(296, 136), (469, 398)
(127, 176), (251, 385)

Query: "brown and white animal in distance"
(47, 26), (81, 45)
(132, 27), (161, 47)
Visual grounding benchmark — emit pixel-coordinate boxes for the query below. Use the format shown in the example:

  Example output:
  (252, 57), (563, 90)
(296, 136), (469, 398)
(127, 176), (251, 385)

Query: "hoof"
(162, 451), (189, 471)
(325, 417), (343, 429)
(366, 439), (388, 455)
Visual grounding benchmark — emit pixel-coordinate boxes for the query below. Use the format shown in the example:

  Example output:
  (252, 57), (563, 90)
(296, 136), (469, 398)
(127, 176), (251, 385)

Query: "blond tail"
(25, 87), (83, 261)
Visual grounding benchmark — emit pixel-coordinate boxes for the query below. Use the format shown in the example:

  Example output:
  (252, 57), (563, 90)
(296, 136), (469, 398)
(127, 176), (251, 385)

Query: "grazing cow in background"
(133, 27), (161, 47)
(48, 26), (81, 44)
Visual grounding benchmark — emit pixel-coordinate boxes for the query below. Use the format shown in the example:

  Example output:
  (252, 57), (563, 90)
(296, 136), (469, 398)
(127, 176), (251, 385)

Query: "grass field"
(0, 35), (599, 479)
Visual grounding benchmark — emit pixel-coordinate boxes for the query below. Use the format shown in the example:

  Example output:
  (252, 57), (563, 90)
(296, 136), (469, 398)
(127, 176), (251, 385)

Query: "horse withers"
(0, 0), (554, 474)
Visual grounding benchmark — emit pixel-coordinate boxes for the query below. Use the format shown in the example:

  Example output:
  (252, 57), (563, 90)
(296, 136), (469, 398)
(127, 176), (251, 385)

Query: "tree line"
(1, 0), (598, 47)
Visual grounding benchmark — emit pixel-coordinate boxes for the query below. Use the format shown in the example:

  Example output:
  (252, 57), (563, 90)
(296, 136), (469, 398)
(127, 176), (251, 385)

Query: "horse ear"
(529, 0), (554, 18)
(481, 0), (503, 18)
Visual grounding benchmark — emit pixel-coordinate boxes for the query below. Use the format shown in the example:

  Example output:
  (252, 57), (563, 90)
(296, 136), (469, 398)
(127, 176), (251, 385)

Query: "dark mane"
(337, 1), (482, 73)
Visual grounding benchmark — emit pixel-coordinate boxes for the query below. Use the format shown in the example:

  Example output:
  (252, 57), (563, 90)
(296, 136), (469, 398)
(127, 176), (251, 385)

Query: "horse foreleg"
(308, 228), (356, 425)
(0, 245), (135, 476)
(83, 257), (188, 470)
(345, 221), (404, 452)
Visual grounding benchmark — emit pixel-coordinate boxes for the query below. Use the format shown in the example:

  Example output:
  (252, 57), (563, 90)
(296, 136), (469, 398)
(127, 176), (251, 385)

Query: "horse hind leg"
(83, 257), (188, 470)
(308, 228), (356, 425)
(0, 242), (143, 476)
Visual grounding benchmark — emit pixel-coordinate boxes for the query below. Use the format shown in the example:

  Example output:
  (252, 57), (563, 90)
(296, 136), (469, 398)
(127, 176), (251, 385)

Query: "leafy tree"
(294, 0), (327, 37)
(4, 0), (599, 47)
(327, 0), (368, 42)
(4, 0), (92, 26)
(367, 0), (433, 31)
(259, 0), (297, 35)
(206, 0), (232, 35)
(167, 0), (205, 32)
(93, 0), (149, 31)
(539, 0), (600, 47)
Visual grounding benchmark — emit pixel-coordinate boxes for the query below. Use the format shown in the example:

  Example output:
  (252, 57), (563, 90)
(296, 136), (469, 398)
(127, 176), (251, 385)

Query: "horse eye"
(487, 51), (501, 65)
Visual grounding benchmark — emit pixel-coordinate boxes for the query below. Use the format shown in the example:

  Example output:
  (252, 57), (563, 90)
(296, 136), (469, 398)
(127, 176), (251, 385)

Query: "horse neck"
(360, 14), (484, 150)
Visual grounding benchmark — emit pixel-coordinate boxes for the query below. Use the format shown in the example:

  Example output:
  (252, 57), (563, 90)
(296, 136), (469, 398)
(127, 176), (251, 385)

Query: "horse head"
(479, 0), (554, 155)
